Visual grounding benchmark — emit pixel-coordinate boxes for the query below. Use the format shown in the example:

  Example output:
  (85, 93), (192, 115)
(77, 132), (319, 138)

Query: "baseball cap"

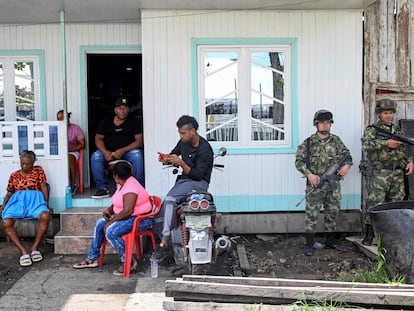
(114, 97), (129, 108)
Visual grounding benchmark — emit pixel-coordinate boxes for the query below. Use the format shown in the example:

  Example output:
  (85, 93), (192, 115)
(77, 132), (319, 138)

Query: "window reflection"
(204, 52), (238, 142)
(200, 47), (290, 145)
(0, 63), (3, 120)
(251, 52), (285, 141)
(15, 61), (35, 121)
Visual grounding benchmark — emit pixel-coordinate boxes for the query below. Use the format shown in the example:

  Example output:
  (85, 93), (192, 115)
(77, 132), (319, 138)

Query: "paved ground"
(0, 240), (173, 311)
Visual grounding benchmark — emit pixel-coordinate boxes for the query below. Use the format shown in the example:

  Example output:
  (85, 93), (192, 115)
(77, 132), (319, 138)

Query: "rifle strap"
(306, 137), (311, 186)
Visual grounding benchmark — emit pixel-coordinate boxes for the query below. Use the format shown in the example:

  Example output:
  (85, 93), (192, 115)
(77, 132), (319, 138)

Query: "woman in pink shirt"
(73, 161), (152, 276)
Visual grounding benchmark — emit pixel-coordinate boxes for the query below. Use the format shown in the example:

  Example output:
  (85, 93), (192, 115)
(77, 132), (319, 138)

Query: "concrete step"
(54, 230), (117, 255)
(54, 206), (117, 255)
(59, 207), (105, 234)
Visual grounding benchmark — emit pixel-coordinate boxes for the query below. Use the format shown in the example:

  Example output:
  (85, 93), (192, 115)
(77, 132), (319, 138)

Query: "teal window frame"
(191, 38), (298, 155)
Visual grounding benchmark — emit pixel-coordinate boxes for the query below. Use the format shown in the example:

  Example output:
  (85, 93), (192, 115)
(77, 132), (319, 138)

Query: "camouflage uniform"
(295, 133), (353, 233)
(361, 121), (410, 224)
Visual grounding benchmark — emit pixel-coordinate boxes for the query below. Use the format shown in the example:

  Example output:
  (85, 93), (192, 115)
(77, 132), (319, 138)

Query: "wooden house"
(0, 0), (412, 236)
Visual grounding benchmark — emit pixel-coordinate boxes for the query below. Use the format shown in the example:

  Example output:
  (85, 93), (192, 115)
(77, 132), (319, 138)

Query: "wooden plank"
(165, 279), (414, 307)
(162, 301), (388, 311)
(236, 244), (250, 271)
(182, 274), (414, 290)
(378, 0), (388, 82)
(346, 235), (378, 260)
(396, 0), (410, 86)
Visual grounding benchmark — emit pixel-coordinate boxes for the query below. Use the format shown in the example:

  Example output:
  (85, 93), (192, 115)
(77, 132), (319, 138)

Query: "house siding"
(141, 10), (363, 212)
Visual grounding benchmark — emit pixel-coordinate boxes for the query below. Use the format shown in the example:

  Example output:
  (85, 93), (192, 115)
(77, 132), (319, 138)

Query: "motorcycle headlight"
(200, 199), (209, 210)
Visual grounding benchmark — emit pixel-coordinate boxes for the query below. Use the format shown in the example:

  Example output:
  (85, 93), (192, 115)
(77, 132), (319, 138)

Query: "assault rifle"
(371, 125), (414, 146)
(296, 155), (350, 207)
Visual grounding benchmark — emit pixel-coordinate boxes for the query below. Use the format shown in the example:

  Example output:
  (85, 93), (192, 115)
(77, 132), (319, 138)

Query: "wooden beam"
(236, 244), (250, 271)
(182, 274), (414, 290)
(165, 279), (414, 307)
(162, 301), (386, 311)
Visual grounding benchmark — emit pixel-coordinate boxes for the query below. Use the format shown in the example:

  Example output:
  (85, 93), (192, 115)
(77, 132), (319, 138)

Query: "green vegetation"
(337, 236), (405, 284)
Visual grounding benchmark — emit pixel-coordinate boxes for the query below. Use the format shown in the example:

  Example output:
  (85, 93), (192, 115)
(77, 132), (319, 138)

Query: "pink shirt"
(68, 123), (85, 150)
(111, 176), (151, 216)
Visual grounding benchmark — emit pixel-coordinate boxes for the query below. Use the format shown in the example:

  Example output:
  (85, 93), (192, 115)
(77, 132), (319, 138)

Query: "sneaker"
(71, 185), (78, 195)
(91, 188), (109, 199)
(151, 244), (170, 261)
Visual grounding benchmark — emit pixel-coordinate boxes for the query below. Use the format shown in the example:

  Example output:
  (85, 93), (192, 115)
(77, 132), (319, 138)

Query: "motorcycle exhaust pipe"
(215, 235), (231, 251)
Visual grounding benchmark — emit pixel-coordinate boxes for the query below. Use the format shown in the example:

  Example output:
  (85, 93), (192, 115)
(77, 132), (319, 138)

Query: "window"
(0, 57), (40, 121)
(195, 40), (296, 152)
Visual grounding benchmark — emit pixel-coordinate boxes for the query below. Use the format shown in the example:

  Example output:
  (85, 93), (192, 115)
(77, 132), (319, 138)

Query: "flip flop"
(20, 254), (33, 267)
(31, 250), (43, 262)
(73, 258), (99, 269)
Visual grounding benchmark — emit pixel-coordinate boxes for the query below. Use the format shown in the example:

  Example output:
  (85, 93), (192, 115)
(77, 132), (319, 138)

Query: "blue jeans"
(87, 217), (154, 263)
(154, 179), (209, 241)
(90, 149), (145, 189)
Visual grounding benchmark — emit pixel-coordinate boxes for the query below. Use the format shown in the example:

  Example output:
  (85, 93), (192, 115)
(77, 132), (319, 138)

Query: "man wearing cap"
(57, 110), (85, 195)
(361, 99), (413, 246)
(90, 97), (144, 198)
(295, 110), (352, 256)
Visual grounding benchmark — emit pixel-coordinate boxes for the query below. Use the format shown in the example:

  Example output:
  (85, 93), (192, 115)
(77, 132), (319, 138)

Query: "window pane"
(251, 52), (285, 141)
(0, 62), (3, 121)
(15, 61), (35, 121)
(204, 52), (238, 142)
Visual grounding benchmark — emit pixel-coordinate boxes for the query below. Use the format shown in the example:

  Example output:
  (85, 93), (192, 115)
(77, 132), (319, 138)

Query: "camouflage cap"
(375, 99), (396, 113)
(313, 109), (333, 125)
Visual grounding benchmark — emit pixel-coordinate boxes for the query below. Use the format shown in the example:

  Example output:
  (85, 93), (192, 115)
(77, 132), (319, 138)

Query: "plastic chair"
(76, 149), (84, 193)
(99, 195), (162, 278)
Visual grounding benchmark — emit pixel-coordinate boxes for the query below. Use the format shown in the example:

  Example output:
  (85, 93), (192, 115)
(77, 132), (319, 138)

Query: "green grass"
(337, 236), (405, 284)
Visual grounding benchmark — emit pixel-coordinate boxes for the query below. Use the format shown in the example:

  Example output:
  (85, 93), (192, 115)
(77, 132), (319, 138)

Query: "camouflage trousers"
(363, 169), (405, 225)
(305, 182), (341, 233)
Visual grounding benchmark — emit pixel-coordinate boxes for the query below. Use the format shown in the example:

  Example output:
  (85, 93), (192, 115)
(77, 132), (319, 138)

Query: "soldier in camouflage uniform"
(295, 110), (353, 256)
(361, 99), (413, 246)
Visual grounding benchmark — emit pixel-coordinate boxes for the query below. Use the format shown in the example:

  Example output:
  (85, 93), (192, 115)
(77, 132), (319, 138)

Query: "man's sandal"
(20, 254), (33, 267)
(73, 258), (99, 269)
(31, 250), (43, 262)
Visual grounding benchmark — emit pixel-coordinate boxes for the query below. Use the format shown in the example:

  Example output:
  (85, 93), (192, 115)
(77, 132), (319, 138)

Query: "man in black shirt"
(90, 97), (144, 198)
(152, 115), (213, 260)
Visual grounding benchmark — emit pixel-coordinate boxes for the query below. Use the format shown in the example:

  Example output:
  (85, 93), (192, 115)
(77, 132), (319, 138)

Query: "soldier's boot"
(325, 232), (347, 251)
(304, 233), (314, 256)
(361, 224), (374, 246)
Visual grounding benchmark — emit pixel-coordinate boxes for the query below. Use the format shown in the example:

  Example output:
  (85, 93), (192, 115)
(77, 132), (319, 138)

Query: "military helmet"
(313, 110), (333, 125)
(375, 99), (396, 113)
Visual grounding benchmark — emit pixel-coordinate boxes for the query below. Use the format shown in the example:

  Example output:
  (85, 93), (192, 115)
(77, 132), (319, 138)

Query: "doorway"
(86, 53), (142, 189)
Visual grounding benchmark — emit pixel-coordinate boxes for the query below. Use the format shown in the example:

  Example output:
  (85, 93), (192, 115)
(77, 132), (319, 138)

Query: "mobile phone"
(158, 152), (168, 159)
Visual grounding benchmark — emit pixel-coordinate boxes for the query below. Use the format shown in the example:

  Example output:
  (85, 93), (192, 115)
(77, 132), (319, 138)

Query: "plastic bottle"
(150, 258), (158, 279)
(65, 185), (72, 209)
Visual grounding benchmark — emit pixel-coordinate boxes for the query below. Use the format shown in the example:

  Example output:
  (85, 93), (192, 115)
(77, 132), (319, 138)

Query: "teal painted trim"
(190, 38), (298, 155)
(78, 45), (142, 148)
(213, 194), (361, 212)
(0, 50), (47, 120)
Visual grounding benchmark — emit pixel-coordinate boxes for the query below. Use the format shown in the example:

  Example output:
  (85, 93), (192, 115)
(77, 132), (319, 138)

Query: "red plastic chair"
(99, 195), (162, 278)
(76, 149), (84, 193)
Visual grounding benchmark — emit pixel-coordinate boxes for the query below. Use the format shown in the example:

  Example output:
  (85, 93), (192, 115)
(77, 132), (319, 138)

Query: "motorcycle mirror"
(217, 147), (227, 157)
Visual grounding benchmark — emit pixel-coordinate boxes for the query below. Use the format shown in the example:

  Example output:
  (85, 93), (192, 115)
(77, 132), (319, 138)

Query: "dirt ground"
(0, 233), (372, 298)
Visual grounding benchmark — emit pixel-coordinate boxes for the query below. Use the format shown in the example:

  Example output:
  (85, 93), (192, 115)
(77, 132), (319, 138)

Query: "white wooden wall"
(142, 10), (363, 211)
(0, 22), (141, 193)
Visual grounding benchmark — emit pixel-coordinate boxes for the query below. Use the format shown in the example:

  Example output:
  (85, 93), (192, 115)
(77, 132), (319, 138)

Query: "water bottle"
(150, 258), (158, 279)
(65, 185), (72, 209)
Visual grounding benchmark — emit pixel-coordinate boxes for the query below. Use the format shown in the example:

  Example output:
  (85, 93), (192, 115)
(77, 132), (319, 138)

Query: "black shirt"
(96, 115), (142, 151)
(170, 136), (214, 183)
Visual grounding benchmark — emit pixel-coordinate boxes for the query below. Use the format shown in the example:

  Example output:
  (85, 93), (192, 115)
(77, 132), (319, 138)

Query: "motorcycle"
(165, 147), (230, 274)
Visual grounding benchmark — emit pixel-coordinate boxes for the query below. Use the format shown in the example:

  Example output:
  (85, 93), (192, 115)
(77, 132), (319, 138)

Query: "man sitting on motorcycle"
(152, 115), (214, 261)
